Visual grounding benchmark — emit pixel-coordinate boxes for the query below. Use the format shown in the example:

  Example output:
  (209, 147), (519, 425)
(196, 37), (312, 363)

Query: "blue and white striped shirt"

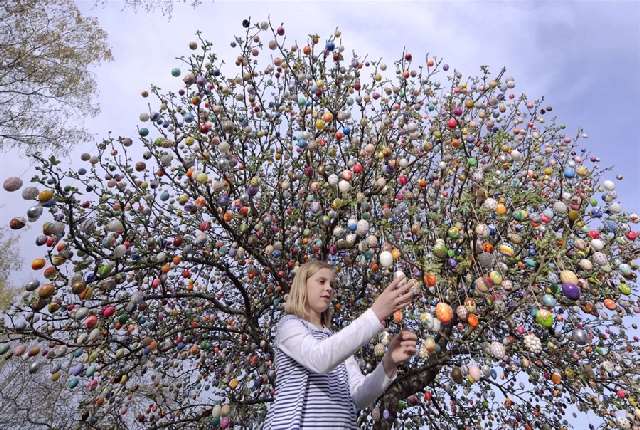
(262, 308), (396, 429)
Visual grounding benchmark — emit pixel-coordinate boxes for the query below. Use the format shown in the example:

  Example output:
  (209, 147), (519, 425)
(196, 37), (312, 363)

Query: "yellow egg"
(496, 203), (507, 216)
(559, 270), (578, 285)
(498, 244), (514, 257)
(576, 165), (589, 177)
(315, 119), (325, 130)
(38, 190), (54, 202)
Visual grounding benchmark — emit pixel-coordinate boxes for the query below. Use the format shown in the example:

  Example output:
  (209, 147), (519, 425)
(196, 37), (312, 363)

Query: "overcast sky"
(1, 0), (639, 426)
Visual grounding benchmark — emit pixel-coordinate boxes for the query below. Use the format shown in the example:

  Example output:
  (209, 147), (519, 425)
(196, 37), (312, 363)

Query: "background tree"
(0, 228), (21, 310)
(2, 20), (640, 429)
(94, 0), (208, 19)
(0, 0), (113, 153)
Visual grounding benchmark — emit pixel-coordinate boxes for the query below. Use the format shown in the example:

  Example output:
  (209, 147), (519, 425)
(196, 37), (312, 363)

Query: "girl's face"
(305, 268), (335, 317)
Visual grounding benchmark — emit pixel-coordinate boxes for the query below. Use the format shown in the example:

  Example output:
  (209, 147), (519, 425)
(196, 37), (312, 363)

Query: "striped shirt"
(262, 308), (397, 429)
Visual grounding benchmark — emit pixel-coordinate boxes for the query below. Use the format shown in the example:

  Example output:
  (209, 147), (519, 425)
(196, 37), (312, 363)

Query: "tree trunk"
(371, 364), (440, 430)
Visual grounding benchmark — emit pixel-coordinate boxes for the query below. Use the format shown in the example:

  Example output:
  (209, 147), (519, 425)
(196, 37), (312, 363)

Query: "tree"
(94, 0), (208, 19)
(0, 228), (21, 310)
(1, 20), (639, 429)
(0, 0), (113, 153)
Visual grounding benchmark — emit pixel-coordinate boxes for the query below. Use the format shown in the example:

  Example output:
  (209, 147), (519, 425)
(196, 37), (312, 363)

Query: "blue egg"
(139, 128), (149, 137)
(563, 167), (575, 178)
(325, 41), (335, 51)
(343, 127), (351, 135)
(490, 369), (497, 379)
(67, 377), (79, 389)
(218, 194), (229, 206)
(542, 294), (557, 307)
(591, 208), (603, 218)
(603, 219), (617, 232)
(160, 191), (170, 201)
(70, 364), (84, 376)
(86, 273), (95, 283)
(78, 168), (87, 175)
(171, 67), (181, 77)
(524, 258), (537, 268)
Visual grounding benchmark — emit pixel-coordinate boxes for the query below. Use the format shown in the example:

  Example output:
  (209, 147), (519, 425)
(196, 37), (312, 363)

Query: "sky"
(1, 0), (639, 427)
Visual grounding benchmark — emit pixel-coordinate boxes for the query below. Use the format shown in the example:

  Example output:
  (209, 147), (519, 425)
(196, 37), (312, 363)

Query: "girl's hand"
(385, 330), (417, 368)
(371, 276), (416, 321)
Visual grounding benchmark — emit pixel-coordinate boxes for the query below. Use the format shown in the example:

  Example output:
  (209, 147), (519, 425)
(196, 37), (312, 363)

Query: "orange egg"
(32, 258), (46, 270)
(496, 203), (507, 216)
(435, 302), (453, 324)
(393, 310), (403, 324)
(223, 211), (233, 222)
(322, 111), (333, 123)
(37, 283), (55, 298)
(551, 372), (562, 385)
(604, 298), (616, 310)
(467, 313), (479, 328)
(424, 272), (437, 287)
(43, 266), (57, 279)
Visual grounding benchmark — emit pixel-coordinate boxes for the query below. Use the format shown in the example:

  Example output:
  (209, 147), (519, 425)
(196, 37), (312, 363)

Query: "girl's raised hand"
(386, 330), (417, 366)
(371, 276), (416, 322)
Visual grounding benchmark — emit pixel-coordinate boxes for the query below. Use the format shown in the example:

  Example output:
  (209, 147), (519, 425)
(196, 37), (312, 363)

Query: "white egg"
(379, 251), (393, 267)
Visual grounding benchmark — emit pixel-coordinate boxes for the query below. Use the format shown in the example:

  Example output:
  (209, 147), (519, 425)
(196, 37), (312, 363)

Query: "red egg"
(102, 305), (116, 318)
(84, 315), (98, 329)
(447, 118), (457, 129)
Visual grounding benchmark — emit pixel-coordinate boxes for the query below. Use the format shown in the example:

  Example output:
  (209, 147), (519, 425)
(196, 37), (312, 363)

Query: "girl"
(262, 259), (417, 429)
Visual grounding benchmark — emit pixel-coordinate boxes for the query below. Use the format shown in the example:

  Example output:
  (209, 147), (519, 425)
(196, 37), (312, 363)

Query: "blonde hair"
(284, 259), (335, 328)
